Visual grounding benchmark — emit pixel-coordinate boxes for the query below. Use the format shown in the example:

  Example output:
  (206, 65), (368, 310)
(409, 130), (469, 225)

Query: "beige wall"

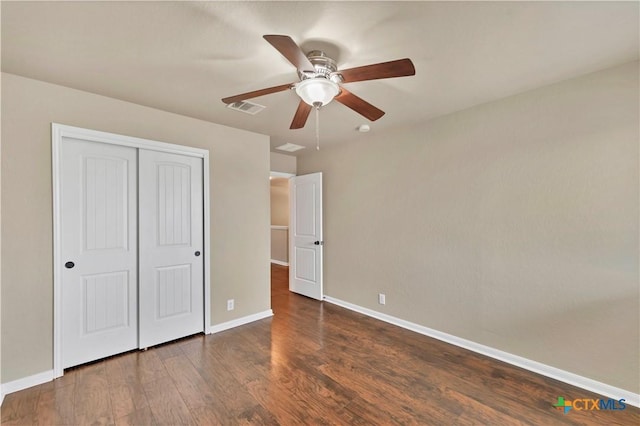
(270, 179), (289, 263)
(270, 178), (289, 226)
(271, 228), (288, 264)
(1, 73), (271, 383)
(298, 61), (639, 393)
(270, 152), (296, 174)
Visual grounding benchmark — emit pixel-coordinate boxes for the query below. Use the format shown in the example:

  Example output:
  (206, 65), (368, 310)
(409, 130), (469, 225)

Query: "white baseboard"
(3, 303), (637, 409)
(323, 296), (640, 408)
(209, 309), (274, 334)
(270, 259), (289, 266)
(1, 369), (54, 398)
(1, 310), (274, 398)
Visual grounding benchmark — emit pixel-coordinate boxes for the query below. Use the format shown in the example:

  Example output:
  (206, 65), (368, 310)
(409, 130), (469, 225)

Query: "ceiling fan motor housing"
(298, 50), (342, 83)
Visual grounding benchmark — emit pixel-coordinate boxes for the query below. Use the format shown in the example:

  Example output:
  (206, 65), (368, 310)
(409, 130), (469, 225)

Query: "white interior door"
(289, 172), (323, 300)
(138, 150), (204, 348)
(60, 138), (138, 368)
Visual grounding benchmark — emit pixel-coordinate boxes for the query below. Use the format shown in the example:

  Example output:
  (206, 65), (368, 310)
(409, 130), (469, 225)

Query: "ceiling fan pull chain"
(314, 102), (321, 151)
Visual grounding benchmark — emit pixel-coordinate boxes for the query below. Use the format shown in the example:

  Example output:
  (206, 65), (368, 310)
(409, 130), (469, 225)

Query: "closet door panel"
(139, 150), (204, 348)
(60, 138), (138, 368)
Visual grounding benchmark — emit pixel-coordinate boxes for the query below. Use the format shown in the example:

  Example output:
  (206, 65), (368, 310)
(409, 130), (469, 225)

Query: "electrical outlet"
(227, 299), (234, 311)
(378, 293), (386, 305)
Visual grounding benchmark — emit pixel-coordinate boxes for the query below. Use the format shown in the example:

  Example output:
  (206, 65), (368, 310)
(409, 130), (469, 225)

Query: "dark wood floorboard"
(1, 263), (638, 425)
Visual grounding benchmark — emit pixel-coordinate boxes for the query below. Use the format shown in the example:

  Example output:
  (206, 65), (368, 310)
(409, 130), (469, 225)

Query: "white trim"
(270, 259), (289, 266)
(202, 150), (211, 335)
(1, 370), (54, 396)
(323, 296), (640, 408)
(52, 124), (209, 158)
(270, 171), (295, 179)
(52, 123), (212, 377)
(209, 310), (274, 334)
(271, 225), (288, 230)
(52, 124), (63, 378)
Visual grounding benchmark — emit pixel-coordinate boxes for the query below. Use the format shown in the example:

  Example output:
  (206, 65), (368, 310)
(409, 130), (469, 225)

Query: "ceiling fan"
(222, 35), (416, 130)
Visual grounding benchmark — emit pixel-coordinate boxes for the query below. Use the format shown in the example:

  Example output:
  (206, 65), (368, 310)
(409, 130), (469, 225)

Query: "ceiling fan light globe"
(295, 78), (340, 107)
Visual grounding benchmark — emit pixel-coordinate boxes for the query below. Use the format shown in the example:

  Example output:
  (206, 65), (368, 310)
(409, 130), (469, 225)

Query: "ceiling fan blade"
(338, 58), (415, 83)
(335, 88), (385, 121)
(263, 35), (315, 73)
(290, 100), (312, 129)
(221, 83), (293, 104)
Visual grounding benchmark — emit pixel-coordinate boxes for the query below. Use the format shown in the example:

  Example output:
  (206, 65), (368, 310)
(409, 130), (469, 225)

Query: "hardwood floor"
(2, 263), (638, 425)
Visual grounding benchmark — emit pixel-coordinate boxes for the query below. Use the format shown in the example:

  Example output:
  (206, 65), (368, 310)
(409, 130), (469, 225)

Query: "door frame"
(270, 171), (295, 179)
(52, 123), (211, 378)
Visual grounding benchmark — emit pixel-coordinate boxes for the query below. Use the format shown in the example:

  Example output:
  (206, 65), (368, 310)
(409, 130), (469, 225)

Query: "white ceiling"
(2, 1), (638, 154)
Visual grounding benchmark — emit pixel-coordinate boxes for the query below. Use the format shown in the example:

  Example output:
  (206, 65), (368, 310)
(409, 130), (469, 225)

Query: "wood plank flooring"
(2, 264), (638, 425)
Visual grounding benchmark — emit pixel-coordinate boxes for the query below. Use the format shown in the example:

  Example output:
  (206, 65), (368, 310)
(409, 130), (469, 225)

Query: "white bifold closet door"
(60, 139), (204, 369)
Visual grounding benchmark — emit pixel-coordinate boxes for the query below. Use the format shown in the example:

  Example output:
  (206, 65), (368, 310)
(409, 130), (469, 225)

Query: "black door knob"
(314, 241), (320, 245)
(195, 251), (201, 257)
(65, 261), (75, 269)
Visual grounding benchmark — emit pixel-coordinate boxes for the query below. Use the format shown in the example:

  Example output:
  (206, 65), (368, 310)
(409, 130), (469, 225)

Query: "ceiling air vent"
(275, 143), (305, 153)
(227, 100), (265, 115)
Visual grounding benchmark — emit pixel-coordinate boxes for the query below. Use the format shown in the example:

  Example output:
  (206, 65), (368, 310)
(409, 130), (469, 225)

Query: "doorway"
(270, 171), (293, 267)
(269, 171), (324, 301)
